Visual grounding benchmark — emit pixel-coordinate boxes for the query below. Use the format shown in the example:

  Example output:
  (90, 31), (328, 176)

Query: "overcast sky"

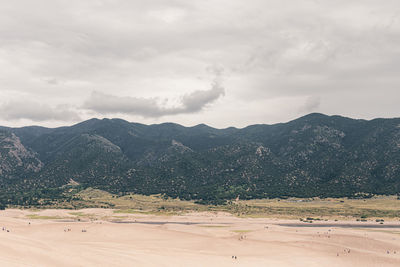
(0, 0), (399, 128)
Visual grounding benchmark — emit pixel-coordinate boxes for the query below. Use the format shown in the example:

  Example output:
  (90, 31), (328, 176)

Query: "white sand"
(0, 209), (399, 267)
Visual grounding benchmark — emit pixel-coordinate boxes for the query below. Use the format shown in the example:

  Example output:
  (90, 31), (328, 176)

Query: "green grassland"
(36, 188), (400, 221)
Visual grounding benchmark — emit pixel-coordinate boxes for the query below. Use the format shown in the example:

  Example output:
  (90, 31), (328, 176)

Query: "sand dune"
(0, 209), (399, 266)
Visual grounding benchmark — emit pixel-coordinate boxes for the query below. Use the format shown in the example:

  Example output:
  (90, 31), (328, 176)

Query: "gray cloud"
(83, 77), (225, 117)
(0, 101), (81, 122)
(180, 81), (224, 113)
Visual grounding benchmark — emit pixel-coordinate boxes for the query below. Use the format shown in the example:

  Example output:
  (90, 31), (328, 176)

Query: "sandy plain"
(0, 208), (400, 267)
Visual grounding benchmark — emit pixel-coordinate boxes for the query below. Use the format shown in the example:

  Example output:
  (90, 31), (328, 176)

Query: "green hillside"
(1, 113), (399, 206)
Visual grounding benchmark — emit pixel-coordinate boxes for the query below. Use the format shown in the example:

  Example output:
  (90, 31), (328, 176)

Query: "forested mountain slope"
(1, 113), (399, 205)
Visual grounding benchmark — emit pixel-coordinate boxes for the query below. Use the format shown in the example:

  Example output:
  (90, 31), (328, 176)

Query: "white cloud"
(0, 0), (399, 127)
(0, 101), (80, 122)
(299, 96), (321, 113)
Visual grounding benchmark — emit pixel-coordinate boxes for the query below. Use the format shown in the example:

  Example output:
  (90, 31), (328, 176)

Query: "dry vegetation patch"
(38, 189), (400, 221)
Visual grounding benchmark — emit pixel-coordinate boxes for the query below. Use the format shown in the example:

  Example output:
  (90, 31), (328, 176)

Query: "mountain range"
(1, 113), (399, 206)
